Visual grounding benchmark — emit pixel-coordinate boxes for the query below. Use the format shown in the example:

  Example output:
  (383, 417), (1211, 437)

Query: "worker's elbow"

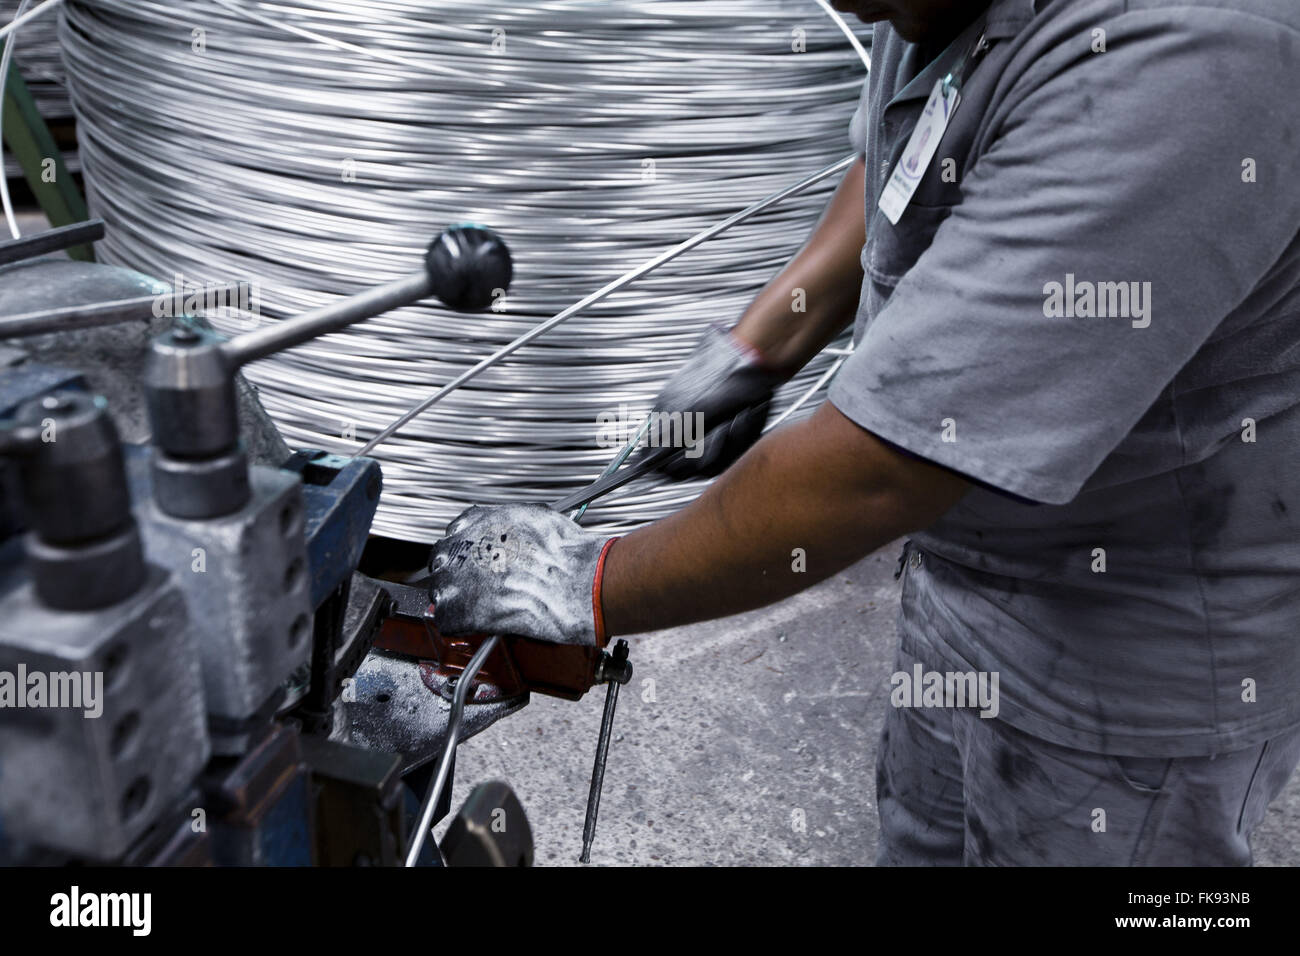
(815, 402), (969, 536)
(872, 475), (965, 539)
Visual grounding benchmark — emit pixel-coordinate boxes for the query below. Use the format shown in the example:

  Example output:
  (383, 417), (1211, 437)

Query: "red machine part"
(374, 599), (605, 702)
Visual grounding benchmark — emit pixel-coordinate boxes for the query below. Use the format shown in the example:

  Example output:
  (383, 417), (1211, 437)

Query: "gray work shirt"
(830, 0), (1300, 756)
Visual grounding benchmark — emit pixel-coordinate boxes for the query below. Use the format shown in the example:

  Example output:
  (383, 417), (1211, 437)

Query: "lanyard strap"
(941, 26), (992, 101)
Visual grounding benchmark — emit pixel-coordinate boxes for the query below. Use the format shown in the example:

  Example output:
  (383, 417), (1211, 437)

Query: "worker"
(429, 0), (1300, 865)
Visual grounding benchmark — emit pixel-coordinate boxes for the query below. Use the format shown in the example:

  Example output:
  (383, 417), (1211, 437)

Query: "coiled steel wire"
(1, 0), (74, 183)
(61, 0), (869, 540)
(0, 0), (69, 119)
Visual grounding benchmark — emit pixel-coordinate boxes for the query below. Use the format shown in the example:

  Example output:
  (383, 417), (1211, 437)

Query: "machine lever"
(580, 639), (632, 864)
(220, 225), (512, 369)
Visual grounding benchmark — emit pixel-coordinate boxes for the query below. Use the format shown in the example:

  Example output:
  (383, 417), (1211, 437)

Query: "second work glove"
(650, 325), (783, 480)
(428, 503), (618, 647)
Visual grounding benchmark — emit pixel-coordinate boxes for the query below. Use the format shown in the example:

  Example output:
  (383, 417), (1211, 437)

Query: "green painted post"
(1, 41), (93, 261)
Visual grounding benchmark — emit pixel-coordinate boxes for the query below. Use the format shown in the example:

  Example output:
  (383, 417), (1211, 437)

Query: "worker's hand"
(650, 325), (783, 480)
(428, 503), (618, 646)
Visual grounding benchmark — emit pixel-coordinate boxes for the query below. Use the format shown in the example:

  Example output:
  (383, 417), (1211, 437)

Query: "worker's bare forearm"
(733, 157), (866, 374)
(601, 401), (968, 636)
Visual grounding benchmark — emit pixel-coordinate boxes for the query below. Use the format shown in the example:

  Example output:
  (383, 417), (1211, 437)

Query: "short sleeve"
(829, 11), (1300, 504)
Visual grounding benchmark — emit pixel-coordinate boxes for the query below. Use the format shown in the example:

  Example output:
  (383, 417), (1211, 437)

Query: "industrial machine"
(0, 219), (633, 867)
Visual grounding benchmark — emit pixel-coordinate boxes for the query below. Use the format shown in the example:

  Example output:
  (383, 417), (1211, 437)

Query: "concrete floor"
(438, 543), (1300, 867)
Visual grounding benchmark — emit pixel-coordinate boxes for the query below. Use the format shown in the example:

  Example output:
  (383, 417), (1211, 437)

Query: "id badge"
(878, 78), (960, 225)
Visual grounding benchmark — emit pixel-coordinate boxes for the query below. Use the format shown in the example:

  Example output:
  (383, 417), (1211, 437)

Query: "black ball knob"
(425, 224), (513, 313)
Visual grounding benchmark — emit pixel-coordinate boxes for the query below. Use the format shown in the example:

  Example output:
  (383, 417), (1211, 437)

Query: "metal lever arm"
(221, 271), (434, 369)
(222, 225), (512, 368)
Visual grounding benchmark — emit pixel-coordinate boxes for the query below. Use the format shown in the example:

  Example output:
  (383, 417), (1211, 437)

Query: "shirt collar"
(886, 12), (991, 109)
(885, 0), (1039, 109)
(985, 0), (1040, 40)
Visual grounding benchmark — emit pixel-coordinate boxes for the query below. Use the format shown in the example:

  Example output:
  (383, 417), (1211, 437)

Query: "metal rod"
(221, 270), (434, 370)
(813, 0), (872, 70)
(579, 676), (622, 864)
(0, 0), (63, 44)
(551, 448), (669, 515)
(0, 293), (158, 338)
(0, 219), (102, 266)
(404, 633), (499, 867)
(567, 416), (654, 521)
(0, 1), (32, 241)
(356, 154), (857, 458)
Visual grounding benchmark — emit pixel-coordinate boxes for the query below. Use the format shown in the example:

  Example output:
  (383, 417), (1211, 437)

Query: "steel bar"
(0, 0), (61, 43)
(0, 217), (101, 266)
(569, 415), (653, 522)
(404, 633), (499, 867)
(222, 271), (434, 368)
(551, 447), (669, 515)
(0, 0), (71, 127)
(0, 293), (156, 337)
(579, 670), (622, 864)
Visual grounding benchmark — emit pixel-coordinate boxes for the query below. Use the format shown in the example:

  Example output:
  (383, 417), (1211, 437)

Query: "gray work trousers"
(876, 641), (1300, 866)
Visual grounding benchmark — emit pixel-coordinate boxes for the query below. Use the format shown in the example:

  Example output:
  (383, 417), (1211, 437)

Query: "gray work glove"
(650, 325), (782, 480)
(428, 503), (618, 646)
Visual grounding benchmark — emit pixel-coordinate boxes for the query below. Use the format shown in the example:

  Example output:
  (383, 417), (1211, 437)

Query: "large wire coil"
(60, 0), (869, 540)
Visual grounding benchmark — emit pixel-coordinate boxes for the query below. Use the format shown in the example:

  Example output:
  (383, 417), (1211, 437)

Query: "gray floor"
(438, 543), (1300, 867)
